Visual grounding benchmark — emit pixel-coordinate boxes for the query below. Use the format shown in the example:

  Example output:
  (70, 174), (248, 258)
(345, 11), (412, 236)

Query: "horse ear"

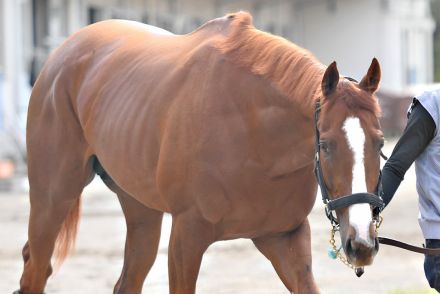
(359, 58), (381, 93)
(321, 61), (340, 97)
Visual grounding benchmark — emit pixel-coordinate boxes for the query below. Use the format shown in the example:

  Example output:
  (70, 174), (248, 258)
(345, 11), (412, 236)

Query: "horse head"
(317, 58), (383, 267)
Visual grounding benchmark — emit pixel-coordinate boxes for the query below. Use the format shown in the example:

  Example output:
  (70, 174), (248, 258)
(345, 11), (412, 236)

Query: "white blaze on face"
(342, 117), (372, 242)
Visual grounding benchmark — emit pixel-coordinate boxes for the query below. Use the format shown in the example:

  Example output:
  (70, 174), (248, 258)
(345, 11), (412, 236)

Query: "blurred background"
(1, 0), (440, 293)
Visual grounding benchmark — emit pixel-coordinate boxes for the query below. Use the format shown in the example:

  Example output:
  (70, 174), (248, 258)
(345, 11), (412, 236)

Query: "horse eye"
(320, 141), (330, 154)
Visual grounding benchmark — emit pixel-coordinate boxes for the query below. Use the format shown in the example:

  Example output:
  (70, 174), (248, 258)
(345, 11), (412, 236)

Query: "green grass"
(388, 289), (437, 294)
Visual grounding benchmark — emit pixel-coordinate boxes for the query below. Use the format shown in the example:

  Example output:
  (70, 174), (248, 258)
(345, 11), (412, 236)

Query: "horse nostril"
(346, 236), (378, 257)
(344, 233), (378, 266)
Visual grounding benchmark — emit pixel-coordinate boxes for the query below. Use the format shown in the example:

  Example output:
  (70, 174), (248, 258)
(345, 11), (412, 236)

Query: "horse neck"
(221, 30), (325, 119)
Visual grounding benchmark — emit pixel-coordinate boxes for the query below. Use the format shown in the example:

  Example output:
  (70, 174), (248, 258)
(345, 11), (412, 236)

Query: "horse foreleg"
(112, 189), (163, 294)
(168, 211), (215, 294)
(252, 219), (320, 294)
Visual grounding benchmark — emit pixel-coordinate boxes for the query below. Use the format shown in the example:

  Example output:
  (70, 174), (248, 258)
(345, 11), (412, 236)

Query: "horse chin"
(347, 254), (375, 267)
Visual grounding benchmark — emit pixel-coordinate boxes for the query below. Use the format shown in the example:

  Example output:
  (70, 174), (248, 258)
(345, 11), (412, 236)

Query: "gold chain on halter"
(329, 227), (355, 269)
(328, 215), (384, 270)
(374, 215), (383, 232)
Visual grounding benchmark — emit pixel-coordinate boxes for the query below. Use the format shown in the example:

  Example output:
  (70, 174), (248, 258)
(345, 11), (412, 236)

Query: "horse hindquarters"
(18, 79), (94, 293)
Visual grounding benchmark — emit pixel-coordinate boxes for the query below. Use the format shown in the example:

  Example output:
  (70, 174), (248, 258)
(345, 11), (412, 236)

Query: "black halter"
(313, 78), (385, 228)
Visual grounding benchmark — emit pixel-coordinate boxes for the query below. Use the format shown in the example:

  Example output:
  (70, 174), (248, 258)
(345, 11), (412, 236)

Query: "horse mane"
(215, 12), (325, 107)
(215, 12), (381, 118)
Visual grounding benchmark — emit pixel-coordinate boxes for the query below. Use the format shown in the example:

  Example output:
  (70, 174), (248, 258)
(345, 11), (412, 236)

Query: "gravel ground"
(0, 140), (434, 293)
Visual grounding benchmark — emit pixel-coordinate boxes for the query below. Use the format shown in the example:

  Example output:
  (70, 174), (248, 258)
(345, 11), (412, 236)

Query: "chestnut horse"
(17, 12), (384, 294)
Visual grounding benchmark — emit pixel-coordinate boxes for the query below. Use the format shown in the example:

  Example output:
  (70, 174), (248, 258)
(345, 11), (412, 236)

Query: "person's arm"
(381, 99), (436, 207)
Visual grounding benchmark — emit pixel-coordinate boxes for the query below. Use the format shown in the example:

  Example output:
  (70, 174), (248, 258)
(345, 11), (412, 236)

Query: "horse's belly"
(88, 116), (169, 212)
(98, 155), (169, 212)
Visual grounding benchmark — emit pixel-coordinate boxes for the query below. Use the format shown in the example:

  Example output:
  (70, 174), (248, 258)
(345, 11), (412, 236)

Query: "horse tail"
(54, 197), (82, 268)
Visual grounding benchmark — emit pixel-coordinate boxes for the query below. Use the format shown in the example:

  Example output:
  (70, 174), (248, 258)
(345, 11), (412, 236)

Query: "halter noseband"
(313, 77), (385, 229)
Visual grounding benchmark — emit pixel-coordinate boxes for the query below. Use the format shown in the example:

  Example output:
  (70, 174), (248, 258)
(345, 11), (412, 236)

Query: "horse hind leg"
(18, 152), (93, 294)
(95, 163), (164, 294)
(18, 119), (94, 293)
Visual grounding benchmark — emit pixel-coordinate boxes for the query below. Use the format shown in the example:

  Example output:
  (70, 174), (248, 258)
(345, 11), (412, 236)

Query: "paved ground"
(0, 140), (436, 293)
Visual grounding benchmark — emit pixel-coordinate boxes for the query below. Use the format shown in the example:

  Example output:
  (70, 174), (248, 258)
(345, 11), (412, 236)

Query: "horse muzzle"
(344, 234), (379, 267)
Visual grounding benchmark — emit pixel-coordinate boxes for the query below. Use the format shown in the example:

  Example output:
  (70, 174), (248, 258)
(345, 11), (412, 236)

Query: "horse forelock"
(321, 80), (381, 119)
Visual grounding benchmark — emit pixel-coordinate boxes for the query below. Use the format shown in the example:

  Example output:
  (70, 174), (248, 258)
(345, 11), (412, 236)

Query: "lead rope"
(328, 215), (383, 277)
